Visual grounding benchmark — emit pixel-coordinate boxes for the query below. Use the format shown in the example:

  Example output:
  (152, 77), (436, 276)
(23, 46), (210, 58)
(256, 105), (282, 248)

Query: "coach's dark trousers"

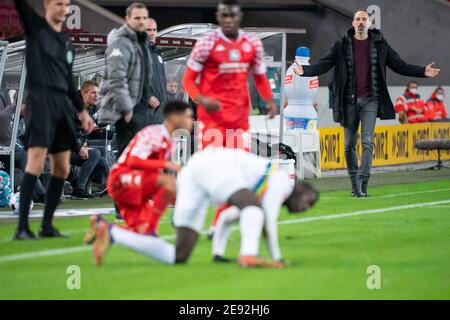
(344, 97), (379, 179)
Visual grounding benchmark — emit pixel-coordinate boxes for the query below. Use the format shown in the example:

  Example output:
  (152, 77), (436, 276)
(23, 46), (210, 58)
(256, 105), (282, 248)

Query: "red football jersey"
(187, 28), (267, 130)
(114, 124), (172, 172)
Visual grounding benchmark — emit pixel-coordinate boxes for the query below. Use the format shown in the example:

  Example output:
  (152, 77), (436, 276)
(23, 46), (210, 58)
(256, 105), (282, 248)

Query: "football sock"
(211, 204), (230, 228)
(239, 206), (264, 257)
(110, 225), (176, 264)
(212, 206), (240, 257)
(42, 176), (65, 231)
(18, 173), (38, 231)
(148, 187), (175, 234)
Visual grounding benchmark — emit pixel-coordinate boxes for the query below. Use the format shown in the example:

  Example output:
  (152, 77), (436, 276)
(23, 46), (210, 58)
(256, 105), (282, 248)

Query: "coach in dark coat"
(294, 9), (440, 197)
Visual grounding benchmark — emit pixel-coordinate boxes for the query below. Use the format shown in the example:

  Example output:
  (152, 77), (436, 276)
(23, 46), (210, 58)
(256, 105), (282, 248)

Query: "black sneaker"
(351, 190), (363, 197)
(39, 226), (68, 238)
(350, 176), (362, 197)
(13, 229), (38, 240)
(213, 255), (236, 263)
(63, 181), (73, 195)
(91, 188), (108, 198)
(72, 188), (93, 199)
(359, 176), (370, 198)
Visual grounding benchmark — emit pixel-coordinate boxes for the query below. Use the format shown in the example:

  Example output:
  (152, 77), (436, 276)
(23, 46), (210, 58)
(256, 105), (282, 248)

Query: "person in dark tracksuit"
(293, 9), (441, 197)
(13, 0), (94, 240)
(145, 18), (168, 125)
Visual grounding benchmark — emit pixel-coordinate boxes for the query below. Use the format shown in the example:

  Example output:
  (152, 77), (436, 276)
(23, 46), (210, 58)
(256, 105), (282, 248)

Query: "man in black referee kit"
(13, 0), (94, 240)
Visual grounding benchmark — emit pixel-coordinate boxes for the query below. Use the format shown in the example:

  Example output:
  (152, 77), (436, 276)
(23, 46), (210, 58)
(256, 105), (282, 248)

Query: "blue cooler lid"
(295, 46), (310, 58)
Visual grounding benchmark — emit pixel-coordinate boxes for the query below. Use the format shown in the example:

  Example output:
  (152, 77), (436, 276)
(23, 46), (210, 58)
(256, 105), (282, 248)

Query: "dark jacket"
(147, 43), (167, 125)
(302, 28), (427, 125)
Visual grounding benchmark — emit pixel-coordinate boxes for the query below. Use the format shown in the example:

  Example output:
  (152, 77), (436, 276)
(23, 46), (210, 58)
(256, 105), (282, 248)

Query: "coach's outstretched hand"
(79, 109), (95, 134)
(425, 62), (441, 78)
(293, 59), (304, 76)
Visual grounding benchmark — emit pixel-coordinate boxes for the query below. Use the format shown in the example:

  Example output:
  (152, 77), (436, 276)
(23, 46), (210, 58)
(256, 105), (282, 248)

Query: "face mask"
(436, 94), (444, 101)
(409, 88), (418, 95)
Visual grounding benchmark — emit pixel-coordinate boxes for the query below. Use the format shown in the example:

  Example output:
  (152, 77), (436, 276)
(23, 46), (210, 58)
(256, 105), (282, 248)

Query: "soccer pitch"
(0, 175), (449, 299)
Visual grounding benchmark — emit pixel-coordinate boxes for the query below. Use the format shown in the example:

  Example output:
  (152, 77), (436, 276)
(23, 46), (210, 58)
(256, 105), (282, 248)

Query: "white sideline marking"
(277, 199), (450, 226)
(320, 188), (450, 200)
(0, 207), (116, 221)
(0, 246), (91, 262)
(1, 199), (449, 264)
(0, 219), (173, 245)
(0, 233), (177, 263)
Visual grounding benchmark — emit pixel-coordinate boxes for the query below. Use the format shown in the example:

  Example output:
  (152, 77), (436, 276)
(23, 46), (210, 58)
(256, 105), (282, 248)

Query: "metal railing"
(0, 40), (27, 190)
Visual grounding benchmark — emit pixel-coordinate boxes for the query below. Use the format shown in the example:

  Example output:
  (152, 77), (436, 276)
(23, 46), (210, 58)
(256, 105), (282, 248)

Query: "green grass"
(0, 178), (449, 299)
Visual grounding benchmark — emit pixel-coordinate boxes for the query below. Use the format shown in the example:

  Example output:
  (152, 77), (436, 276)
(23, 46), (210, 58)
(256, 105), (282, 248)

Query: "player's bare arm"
(164, 161), (181, 172)
(196, 94), (222, 112)
(265, 98), (277, 119)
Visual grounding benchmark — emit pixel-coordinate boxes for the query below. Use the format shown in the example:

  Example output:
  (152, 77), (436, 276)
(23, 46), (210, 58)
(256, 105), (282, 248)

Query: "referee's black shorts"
(24, 91), (79, 154)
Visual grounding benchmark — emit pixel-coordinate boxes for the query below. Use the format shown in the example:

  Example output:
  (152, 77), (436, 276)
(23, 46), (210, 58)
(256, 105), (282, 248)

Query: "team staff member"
(97, 2), (152, 155)
(394, 81), (429, 123)
(146, 18), (168, 125)
(166, 79), (184, 101)
(426, 87), (448, 121)
(13, 0), (94, 240)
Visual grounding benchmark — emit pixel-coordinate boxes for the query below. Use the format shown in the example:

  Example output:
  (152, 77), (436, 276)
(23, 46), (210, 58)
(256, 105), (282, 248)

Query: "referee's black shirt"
(13, 0), (83, 112)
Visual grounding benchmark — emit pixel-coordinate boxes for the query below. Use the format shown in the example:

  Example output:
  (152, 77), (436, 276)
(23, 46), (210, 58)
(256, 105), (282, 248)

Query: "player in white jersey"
(211, 166), (298, 264)
(92, 147), (318, 268)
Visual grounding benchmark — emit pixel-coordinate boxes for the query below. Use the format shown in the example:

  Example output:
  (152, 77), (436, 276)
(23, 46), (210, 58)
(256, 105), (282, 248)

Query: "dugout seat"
(415, 139), (450, 170)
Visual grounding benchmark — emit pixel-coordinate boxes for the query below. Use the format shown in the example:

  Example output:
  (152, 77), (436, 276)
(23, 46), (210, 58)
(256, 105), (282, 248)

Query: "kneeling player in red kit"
(86, 101), (193, 243)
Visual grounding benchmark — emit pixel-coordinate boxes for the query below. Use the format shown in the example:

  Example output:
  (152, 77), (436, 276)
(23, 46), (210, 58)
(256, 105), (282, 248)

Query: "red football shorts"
(107, 167), (159, 234)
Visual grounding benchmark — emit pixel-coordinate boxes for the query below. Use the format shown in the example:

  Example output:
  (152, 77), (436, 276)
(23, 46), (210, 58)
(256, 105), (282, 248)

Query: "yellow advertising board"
(319, 123), (450, 170)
